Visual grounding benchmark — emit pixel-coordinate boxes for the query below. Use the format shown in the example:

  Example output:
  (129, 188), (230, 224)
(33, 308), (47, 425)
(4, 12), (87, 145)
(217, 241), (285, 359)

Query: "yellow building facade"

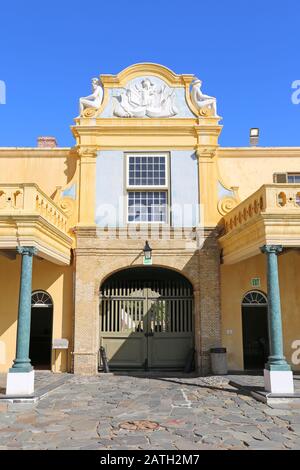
(1, 63), (300, 381)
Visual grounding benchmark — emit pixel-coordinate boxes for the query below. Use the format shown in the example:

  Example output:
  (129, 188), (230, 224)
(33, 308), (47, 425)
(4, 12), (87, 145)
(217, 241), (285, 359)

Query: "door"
(100, 270), (194, 370)
(146, 288), (194, 369)
(100, 287), (147, 368)
(29, 291), (53, 369)
(242, 291), (269, 370)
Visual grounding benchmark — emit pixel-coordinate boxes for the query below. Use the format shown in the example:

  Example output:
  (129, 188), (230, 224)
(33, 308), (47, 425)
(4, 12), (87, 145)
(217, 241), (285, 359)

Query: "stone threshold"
(0, 376), (68, 403)
(229, 379), (300, 409)
(99, 370), (199, 378)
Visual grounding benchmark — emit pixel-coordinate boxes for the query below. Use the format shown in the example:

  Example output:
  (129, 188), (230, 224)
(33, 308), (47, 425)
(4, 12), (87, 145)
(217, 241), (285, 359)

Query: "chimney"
(249, 128), (259, 146)
(37, 136), (58, 148)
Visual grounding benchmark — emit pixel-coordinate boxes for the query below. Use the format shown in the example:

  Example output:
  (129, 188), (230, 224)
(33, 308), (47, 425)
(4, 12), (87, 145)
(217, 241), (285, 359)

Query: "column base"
(6, 370), (35, 396)
(264, 368), (294, 394)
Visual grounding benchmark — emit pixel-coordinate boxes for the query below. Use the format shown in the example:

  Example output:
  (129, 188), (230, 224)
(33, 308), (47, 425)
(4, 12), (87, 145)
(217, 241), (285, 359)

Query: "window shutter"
(273, 173), (288, 183)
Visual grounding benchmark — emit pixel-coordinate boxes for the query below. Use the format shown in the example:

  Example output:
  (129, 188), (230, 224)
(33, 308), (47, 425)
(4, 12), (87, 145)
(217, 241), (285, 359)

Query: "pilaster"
(196, 146), (220, 227)
(73, 251), (99, 375)
(77, 147), (98, 226)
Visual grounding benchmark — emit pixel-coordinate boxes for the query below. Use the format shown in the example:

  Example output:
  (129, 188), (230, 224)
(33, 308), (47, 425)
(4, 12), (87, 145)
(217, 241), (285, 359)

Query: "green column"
(260, 245), (291, 371)
(10, 246), (37, 373)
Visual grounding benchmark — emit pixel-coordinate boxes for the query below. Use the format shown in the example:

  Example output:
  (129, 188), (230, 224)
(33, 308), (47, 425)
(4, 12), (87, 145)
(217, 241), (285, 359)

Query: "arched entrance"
(29, 291), (53, 369)
(100, 267), (194, 370)
(242, 291), (269, 370)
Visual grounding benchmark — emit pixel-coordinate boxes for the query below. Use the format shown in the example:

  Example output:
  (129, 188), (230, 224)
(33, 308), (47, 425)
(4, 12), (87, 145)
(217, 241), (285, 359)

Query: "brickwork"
(37, 136), (58, 148)
(73, 253), (99, 375)
(198, 228), (222, 374)
(73, 227), (221, 375)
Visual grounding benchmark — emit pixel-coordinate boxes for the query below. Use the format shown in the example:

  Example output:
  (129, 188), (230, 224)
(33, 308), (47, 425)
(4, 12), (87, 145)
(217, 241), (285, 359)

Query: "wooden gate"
(100, 276), (194, 369)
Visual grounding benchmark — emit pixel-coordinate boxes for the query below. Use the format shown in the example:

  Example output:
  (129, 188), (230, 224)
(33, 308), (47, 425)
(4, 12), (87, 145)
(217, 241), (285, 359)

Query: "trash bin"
(210, 347), (228, 375)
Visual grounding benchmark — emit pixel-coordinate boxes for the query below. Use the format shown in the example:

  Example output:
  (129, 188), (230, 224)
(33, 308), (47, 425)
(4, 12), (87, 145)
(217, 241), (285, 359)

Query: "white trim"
(31, 290), (53, 308)
(242, 290), (268, 306)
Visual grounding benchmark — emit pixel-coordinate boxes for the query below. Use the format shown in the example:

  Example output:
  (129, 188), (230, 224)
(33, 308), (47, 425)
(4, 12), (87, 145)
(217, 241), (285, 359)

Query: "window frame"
(273, 172), (300, 184)
(125, 152), (170, 224)
(126, 152), (169, 189)
(287, 173), (300, 184)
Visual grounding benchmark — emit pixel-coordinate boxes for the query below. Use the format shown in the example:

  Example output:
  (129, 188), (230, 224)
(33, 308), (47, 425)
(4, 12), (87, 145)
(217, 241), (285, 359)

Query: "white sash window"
(126, 153), (169, 223)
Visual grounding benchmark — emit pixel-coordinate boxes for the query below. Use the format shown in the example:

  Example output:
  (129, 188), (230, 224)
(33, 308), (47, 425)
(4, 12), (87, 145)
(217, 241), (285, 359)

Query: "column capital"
(260, 245), (283, 255)
(17, 246), (38, 257)
(77, 146), (98, 159)
(195, 146), (217, 160)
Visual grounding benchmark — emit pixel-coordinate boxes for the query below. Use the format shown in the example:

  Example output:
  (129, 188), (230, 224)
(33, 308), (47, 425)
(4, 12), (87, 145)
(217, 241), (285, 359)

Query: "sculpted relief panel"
(78, 71), (218, 119)
(100, 76), (196, 119)
(112, 78), (178, 118)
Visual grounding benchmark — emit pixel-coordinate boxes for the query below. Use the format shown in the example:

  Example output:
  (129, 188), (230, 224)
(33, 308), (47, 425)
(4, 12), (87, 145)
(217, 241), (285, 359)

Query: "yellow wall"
(218, 151), (300, 202)
(1, 63), (300, 375)
(221, 251), (300, 371)
(0, 149), (76, 196)
(0, 254), (74, 373)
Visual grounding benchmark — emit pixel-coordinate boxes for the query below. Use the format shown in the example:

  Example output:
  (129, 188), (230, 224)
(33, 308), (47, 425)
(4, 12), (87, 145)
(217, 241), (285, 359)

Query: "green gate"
(99, 270), (194, 370)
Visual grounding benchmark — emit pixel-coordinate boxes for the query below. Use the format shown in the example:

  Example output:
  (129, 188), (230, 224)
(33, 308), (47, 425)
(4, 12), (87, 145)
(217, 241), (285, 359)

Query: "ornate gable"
(77, 63), (219, 120)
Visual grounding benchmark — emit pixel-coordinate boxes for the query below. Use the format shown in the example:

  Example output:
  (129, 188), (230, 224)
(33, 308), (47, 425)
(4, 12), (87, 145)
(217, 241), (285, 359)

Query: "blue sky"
(0, 0), (299, 147)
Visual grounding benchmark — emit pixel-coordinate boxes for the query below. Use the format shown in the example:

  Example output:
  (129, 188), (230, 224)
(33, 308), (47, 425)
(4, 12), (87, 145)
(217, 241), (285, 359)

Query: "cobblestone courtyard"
(1, 373), (300, 450)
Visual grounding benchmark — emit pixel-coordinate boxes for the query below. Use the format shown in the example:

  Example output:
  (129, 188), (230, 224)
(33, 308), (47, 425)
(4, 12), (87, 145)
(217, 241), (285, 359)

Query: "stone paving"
(229, 373), (300, 391)
(0, 372), (300, 450)
(0, 371), (70, 398)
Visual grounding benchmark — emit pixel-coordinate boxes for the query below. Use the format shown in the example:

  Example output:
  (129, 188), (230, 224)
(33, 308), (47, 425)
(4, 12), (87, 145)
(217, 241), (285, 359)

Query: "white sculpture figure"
(113, 78), (178, 118)
(191, 79), (217, 116)
(79, 77), (103, 115)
